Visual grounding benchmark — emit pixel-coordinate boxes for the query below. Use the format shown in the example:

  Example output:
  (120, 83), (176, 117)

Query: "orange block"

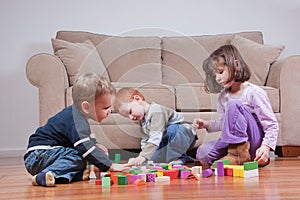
(134, 179), (146, 186)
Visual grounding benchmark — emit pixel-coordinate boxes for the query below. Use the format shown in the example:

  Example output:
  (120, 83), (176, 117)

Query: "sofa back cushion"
(161, 31), (264, 87)
(56, 31), (162, 83)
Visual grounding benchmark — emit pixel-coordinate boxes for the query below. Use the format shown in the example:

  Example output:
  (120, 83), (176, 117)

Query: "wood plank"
(1, 157), (300, 199)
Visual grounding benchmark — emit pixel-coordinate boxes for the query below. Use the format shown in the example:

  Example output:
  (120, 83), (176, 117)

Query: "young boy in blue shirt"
(24, 73), (131, 187)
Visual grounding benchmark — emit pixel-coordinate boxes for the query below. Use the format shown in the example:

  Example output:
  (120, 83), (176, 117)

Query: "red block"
(163, 169), (179, 179)
(224, 168), (233, 176)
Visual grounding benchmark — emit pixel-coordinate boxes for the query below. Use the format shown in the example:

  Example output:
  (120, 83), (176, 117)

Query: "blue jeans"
(24, 147), (87, 183)
(151, 124), (197, 163)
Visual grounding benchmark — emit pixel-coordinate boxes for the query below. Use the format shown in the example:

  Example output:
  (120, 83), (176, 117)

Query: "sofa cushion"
(51, 38), (109, 85)
(161, 31), (264, 87)
(56, 31), (162, 83)
(231, 34), (285, 86)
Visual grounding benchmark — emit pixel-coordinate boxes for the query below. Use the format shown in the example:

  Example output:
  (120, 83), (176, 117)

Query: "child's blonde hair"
(114, 87), (145, 113)
(72, 73), (115, 111)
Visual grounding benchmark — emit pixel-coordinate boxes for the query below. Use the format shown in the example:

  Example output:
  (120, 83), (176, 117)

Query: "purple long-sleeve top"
(208, 82), (278, 150)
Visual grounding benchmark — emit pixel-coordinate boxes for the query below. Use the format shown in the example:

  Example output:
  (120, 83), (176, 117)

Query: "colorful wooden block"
(102, 177), (111, 186)
(114, 154), (121, 164)
(130, 174), (142, 184)
(191, 166), (202, 174)
(244, 161), (258, 171)
(216, 161), (225, 176)
(180, 170), (191, 179)
(134, 179), (146, 186)
(118, 175), (128, 185)
(202, 169), (213, 178)
(146, 173), (156, 182)
(155, 176), (171, 183)
(163, 169), (179, 179)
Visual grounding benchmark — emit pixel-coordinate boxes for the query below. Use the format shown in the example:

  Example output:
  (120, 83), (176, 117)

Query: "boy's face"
(89, 93), (113, 123)
(118, 100), (145, 121)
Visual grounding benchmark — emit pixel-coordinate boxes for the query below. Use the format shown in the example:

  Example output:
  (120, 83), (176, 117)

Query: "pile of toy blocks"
(95, 161), (204, 186)
(213, 160), (259, 178)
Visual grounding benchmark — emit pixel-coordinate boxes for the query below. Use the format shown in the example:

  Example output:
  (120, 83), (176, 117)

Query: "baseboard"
(276, 146), (300, 157)
(0, 149), (26, 158)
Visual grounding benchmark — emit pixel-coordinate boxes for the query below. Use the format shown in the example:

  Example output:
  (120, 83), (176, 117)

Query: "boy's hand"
(128, 156), (146, 166)
(110, 163), (133, 172)
(95, 144), (109, 156)
(254, 144), (270, 167)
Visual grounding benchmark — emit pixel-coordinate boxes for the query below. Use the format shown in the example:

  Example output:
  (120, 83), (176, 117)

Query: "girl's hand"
(95, 144), (109, 156)
(128, 156), (146, 166)
(254, 144), (270, 167)
(192, 118), (206, 129)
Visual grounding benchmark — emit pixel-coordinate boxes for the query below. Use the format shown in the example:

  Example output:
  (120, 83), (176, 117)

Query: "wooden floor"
(1, 157), (300, 200)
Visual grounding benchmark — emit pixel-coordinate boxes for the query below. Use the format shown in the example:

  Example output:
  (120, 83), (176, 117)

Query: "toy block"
(191, 166), (202, 174)
(156, 171), (164, 177)
(180, 170), (191, 179)
(244, 169), (259, 178)
(134, 179), (146, 186)
(168, 163), (173, 169)
(155, 176), (171, 183)
(111, 175), (119, 184)
(140, 174), (147, 182)
(95, 179), (102, 185)
(130, 174), (142, 184)
(244, 161), (258, 171)
(224, 168), (233, 176)
(102, 177), (111, 186)
(146, 173), (156, 182)
(118, 175), (128, 185)
(186, 171), (200, 180)
(213, 160), (230, 168)
(163, 169), (179, 179)
(160, 164), (169, 170)
(114, 154), (121, 164)
(202, 169), (213, 178)
(216, 161), (225, 176)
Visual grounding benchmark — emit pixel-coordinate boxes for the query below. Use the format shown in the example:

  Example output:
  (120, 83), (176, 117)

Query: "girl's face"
(119, 100), (145, 121)
(213, 57), (234, 90)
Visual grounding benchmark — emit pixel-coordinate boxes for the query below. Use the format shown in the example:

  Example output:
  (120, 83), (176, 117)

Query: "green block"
(161, 164), (169, 170)
(148, 169), (158, 173)
(114, 154), (121, 164)
(244, 161), (258, 170)
(102, 177), (111, 186)
(118, 175), (128, 185)
(213, 160), (230, 168)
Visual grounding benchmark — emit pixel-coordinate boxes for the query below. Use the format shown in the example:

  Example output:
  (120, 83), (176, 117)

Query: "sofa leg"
(276, 146), (300, 157)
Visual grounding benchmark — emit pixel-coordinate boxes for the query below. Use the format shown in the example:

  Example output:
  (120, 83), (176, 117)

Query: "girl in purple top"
(193, 45), (278, 167)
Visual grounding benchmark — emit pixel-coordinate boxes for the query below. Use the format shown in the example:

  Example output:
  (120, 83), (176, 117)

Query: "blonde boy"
(24, 73), (131, 187)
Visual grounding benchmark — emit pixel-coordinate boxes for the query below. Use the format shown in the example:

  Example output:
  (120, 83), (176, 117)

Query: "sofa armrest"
(266, 55), (300, 145)
(26, 53), (69, 126)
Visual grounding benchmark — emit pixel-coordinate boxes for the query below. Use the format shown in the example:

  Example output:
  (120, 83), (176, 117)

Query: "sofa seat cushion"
(175, 84), (279, 113)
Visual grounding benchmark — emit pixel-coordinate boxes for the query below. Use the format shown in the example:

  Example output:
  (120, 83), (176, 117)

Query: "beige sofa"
(26, 30), (300, 156)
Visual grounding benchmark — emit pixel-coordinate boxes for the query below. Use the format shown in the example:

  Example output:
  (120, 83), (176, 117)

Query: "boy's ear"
(81, 101), (90, 114)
